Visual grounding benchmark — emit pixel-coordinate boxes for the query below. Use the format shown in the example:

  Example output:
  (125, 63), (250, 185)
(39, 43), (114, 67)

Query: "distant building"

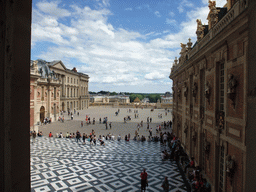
(90, 95), (130, 104)
(141, 98), (150, 103)
(30, 59), (89, 130)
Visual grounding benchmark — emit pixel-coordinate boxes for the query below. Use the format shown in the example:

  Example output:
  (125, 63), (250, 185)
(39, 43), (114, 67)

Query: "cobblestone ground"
(37, 107), (173, 138)
(31, 107), (188, 192)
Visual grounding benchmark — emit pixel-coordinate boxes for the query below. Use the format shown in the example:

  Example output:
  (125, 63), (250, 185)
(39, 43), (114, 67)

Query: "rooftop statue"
(196, 19), (205, 41)
(207, 0), (219, 29)
(208, 0), (216, 9)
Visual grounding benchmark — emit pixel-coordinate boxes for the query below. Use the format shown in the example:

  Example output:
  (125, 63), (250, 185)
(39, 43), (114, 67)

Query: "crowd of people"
(31, 108), (213, 191)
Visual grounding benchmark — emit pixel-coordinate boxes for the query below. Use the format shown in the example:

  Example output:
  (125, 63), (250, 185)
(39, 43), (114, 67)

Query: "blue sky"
(31, 0), (226, 93)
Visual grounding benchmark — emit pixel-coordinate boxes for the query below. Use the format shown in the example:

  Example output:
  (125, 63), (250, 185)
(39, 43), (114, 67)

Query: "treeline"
(129, 94), (161, 103)
(89, 91), (163, 103)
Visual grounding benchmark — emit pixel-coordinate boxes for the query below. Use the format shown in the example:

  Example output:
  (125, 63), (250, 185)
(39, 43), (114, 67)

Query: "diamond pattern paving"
(31, 137), (188, 192)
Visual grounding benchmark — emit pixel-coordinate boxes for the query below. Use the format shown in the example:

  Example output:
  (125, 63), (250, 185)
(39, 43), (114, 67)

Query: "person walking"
(161, 177), (169, 192)
(140, 169), (148, 192)
(76, 131), (81, 143)
(32, 131), (37, 143)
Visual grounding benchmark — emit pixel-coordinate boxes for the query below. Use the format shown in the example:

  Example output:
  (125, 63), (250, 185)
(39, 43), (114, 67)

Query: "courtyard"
(31, 107), (188, 192)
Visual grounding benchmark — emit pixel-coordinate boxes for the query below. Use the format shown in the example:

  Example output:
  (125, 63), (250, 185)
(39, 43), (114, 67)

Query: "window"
(41, 87), (44, 101)
(71, 88), (72, 97)
(219, 146), (225, 192)
(77, 79), (78, 84)
(200, 70), (205, 119)
(67, 88), (69, 97)
(54, 87), (56, 100)
(219, 62), (225, 112)
(67, 77), (69, 83)
(71, 78), (72, 83)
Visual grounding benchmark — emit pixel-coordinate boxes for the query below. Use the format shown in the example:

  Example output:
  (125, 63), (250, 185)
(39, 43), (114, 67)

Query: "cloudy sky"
(31, 0), (226, 93)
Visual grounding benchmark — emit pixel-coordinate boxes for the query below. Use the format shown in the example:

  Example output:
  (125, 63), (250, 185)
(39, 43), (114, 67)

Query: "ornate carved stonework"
(177, 88), (181, 98)
(179, 43), (188, 65)
(205, 81), (211, 104)
(183, 82), (188, 98)
(192, 82), (198, 98)
(207, 1), (220, 30)
(226, 155), (236, 183)
(196, 19), (205, 41)
(227, 74), (238, 107)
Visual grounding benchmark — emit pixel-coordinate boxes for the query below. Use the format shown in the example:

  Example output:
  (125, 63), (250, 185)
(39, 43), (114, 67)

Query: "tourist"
(81, 121), (83, 127)
(66, 132), (69, 138)
(140, 169), (148, 192)
(93, 135), (97, 145)
(32, 131), (36, 143)
(99, 117), (101, 124)
(71, 114), (73, 120)
(163, 132), (168, 146)
(161, 177), (169, 192)
(117, 134), (121, 141)
(185, 157), (195, 173)
(109, 122), (112, 129)
(100, 139), (105, 146)
(49, 132), (53, 137)
(76, 131), (81, 143)
(59, 132), (63, 138)
(82, 133), (86, 144)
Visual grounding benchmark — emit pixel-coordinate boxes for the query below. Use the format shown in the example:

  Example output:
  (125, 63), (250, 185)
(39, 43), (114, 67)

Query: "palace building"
(169, 1), (250, 192)
(30, 59), (89, 130)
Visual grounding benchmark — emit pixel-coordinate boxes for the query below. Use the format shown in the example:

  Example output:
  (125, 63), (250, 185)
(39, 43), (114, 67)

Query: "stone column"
(246, 0), (256, 191)
(0, 0), (32, 191)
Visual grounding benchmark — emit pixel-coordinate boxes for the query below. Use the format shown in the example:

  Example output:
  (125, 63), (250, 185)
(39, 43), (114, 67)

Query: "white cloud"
(169, 11), (175, 17)
(177, 0), (193, 13)
(37, 1), (71, 18)
(31, 1), (218, 92)
(166, 18), (176, 25)
(125, 8), (132, 11)
(145, 72), (166, 80)
(154, 11), (161, 17)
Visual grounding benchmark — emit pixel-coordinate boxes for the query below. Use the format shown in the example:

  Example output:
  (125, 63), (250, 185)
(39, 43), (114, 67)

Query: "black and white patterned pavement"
(31, 137), (188, 192)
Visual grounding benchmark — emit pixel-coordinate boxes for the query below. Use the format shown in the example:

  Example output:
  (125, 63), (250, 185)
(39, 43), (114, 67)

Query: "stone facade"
(30, 60), (89, 131)
(169, 1), (249, 191)
(90, 95), (130, 104)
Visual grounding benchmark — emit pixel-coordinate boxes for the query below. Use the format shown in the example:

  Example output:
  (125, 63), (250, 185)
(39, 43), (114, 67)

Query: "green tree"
(129, 94), (136, 102)
(110, 92), (117, 96)
(148, 94), (161, 103)
(136, 94), (144, 101)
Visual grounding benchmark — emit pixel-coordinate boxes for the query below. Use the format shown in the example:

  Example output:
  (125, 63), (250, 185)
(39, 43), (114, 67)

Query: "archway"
(40, 106), (45, 123)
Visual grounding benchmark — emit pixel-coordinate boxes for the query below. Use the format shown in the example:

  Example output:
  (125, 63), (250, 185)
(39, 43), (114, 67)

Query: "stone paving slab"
(31, 137), (188, 192)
